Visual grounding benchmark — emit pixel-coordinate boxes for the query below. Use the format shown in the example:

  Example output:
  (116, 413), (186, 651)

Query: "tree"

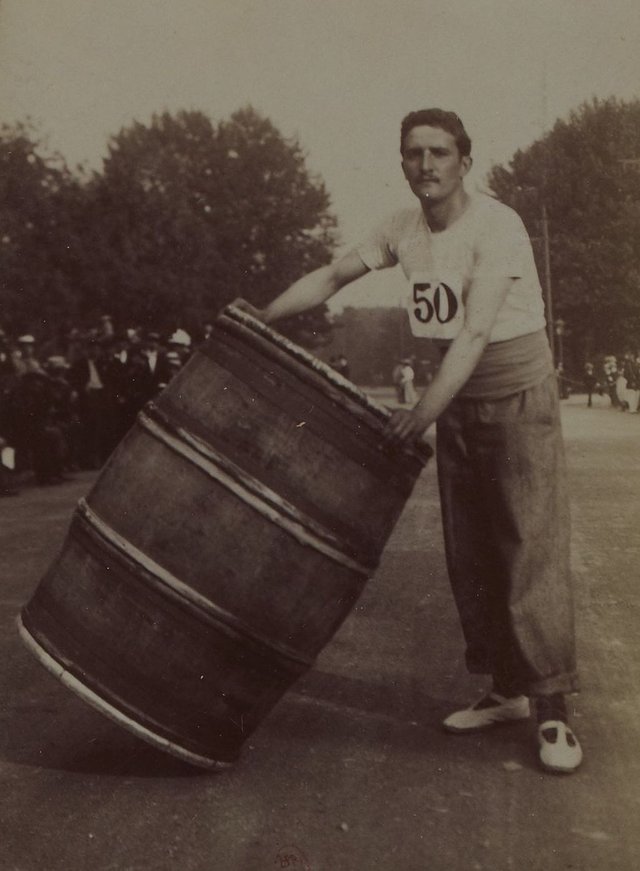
(487, 97), (640, 365)
(90, 107), (338, 342)
(0, 121), (82, 335)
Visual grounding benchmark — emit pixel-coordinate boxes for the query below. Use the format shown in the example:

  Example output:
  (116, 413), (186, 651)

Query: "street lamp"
(516, 186), (555, 364)
(555, 318), (565, 369)
(555, 318), (568, 398)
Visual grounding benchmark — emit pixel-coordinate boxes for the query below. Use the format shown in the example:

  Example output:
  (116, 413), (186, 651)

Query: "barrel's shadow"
(2, 652), (208, 776)
(2, 704), (208, 777)
(4, 658), (533, 776)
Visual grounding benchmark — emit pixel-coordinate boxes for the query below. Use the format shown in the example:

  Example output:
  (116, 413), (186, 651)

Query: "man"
(68, 336), (115, 469)
(14, 335), (44, 375)
(583, 362), (597, 408)
(399, 358), (417, 405)
(141, 332), (173, 400)
(167, 328), (193, 366)
(622, 350), (639, 413)
(603, 356), (619, 407)
(235, 108), (581, 774)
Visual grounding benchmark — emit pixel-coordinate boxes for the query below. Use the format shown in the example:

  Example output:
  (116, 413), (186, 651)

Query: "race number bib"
(407, 271), (465, 340)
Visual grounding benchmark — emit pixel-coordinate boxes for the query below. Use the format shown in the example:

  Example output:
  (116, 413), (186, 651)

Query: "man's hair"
(400, 109), (471, 157)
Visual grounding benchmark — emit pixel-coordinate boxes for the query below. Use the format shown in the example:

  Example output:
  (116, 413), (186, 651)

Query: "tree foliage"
(488, 97), (640, 363)
(89, 107), (337, 340)
(0, 108), (338, 345)
(0, 121), (84, 334)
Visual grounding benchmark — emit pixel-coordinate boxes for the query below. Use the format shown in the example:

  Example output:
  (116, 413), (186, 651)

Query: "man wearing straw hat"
(235, 108), (581, 774)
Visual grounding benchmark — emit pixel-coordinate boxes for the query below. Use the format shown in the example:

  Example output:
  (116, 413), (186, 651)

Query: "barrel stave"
(88, 427), (369, 655)
(157, 341), (417, 563)
(22, 524), (305, 762)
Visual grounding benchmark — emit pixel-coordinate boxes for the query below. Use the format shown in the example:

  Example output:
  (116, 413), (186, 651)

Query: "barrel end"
(16, 613), (236, 773)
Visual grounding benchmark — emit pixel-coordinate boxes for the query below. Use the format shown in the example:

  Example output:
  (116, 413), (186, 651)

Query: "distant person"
(616, 361), (628, 411)
(392, 360), (405, 403)
(99, 315), (115, 342)
(14, 335), (44, 375)
(583, 362), (597, 407)
(603, 356), (619, 407)
(399, 358), (417, 404)
(142, 332), (173, 399)
(68, 338), (114, 468)
(622, 351), (639, 413)
(0, 329), (18, 424)
(330, 354), (351, 380)
(336, 355), (350, 380)
(0, 436), (19, 496)
(165, 350), (184, 378)
(44, 356), (79, 473)
(233, 107), (582, 773)
(168, 329), (193, 366)
(0, 329), (16, 381)
(11, 368), (67, 485)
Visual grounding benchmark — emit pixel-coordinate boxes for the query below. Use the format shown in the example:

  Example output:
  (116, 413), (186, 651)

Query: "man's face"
(401, 125), (471, 205)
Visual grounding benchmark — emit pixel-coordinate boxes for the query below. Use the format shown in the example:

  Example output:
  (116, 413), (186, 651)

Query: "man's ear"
(461, 155), (473, 177)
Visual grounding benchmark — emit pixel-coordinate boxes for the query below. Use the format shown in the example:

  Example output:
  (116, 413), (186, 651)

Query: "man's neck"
(421, 188), (470, 232)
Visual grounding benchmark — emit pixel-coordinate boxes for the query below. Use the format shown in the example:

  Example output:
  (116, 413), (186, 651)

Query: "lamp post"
(516, 186), (555, 365)
(555, 318), (565, 369)
(555, 318), (567, 397)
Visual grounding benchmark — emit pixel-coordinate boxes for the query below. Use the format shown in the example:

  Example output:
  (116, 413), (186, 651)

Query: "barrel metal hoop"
(218, 307), (433, 466)
(75, 499), (314, 672)
(17, 615), (233, 771)
(224, 306), (390, 420)
(196, 335), (417, 496)
(139, 406), (376, 576)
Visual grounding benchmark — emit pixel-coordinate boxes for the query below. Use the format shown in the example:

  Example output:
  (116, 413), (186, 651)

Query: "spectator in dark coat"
(10, 369), (67, 484)
(68, 339), (117, 469)
(583, 363), (597, 408)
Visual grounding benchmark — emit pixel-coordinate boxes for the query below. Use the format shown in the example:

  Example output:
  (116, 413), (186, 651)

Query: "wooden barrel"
(18, 307), (432, 770)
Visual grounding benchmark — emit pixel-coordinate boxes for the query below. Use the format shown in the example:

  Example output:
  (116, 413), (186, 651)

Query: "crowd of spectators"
(2, 316), (639, 499)
(583, 352), (640, 411)
(0, 315), (205, 497)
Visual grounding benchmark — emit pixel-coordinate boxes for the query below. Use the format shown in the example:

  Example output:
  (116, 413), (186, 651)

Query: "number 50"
(413, 282), (458, 324)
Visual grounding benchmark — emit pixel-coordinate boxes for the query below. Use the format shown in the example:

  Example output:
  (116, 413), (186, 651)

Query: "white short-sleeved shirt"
(356, 194), (546, 345)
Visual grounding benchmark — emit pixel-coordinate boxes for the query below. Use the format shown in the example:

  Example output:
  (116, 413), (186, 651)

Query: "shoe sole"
(539, 761), (582, 775)
(443, 715), (530, 734)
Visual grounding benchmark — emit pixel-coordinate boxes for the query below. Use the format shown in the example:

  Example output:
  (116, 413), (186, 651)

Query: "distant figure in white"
(399, 359), (417, 405)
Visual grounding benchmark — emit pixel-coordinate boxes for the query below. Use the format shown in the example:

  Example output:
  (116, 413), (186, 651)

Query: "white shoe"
(443, 693), (530, 733)
(538, 720), (583, 774)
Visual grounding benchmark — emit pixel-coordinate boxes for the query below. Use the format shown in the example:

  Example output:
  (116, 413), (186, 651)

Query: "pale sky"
(1, 0), (638, 309)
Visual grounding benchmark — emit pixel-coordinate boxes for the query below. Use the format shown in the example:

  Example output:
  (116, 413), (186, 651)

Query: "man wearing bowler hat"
(235, 108), (581, 774)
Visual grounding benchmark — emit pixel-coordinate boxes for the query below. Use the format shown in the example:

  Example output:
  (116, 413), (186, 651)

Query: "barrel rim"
(17, 615), (234, 771)
(220, 306), (433, 465)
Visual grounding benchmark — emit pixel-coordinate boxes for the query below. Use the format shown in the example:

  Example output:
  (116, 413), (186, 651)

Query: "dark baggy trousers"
(436, 374), (579, 697)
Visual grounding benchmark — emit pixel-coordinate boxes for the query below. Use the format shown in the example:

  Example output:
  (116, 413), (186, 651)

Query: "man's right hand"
(228, 298), (269, 324)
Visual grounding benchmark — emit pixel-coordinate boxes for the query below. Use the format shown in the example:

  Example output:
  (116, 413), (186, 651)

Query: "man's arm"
(233, 249), (371, 324)
(386, 275), (514, 443)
